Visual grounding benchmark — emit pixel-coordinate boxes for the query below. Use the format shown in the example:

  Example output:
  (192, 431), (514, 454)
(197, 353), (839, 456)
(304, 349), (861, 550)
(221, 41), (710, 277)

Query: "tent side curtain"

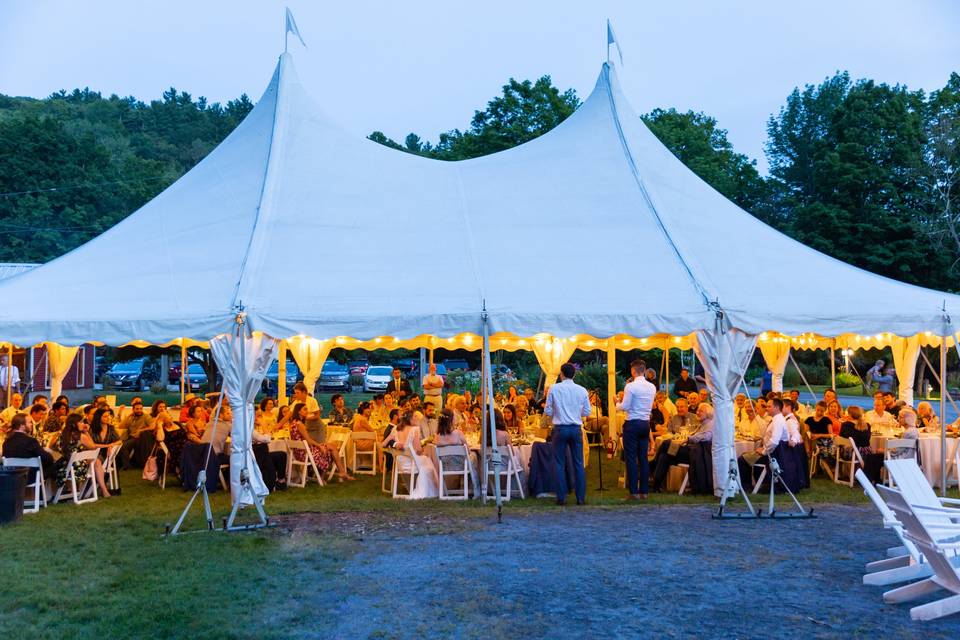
(209, 332), (279, 505)
(889, 335), (921, 406)
(44, 342), (79, 400)
(285, 336), (333, 395)
(758, 340), (790, 393)
(692, 328), (757, 497)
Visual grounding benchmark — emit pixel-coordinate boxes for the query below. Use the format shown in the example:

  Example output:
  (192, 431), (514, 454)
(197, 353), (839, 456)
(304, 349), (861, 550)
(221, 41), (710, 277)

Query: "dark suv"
(103, 358), (161, 391)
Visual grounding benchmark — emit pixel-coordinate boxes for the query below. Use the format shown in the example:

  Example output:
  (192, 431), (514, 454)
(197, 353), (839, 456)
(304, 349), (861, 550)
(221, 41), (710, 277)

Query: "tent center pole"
(829, 344), (836, 391)
(5, 343), (12, 407)
(277, 340), (287, 405)
(180, 343), (186, 404)
(941, 337), (948, 497)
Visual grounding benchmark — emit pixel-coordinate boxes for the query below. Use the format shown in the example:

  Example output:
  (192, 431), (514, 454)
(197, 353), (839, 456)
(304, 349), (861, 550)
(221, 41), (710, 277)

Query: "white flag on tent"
(606, 19), (623, 65)
(285, 7), (307, 49)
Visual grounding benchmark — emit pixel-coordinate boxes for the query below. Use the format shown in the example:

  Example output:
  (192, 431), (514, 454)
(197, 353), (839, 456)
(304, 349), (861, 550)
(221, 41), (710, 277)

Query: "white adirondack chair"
(1, 457), (48, 513)
(877, 484), (960, 621)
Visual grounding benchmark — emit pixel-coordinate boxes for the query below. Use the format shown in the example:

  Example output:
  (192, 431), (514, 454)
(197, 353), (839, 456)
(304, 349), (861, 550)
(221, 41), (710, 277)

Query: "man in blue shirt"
(544, 362), (592, 505)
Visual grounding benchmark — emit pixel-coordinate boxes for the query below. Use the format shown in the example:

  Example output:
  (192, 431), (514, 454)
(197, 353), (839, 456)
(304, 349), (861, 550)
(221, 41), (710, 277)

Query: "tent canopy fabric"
(0, 53), (957, 347)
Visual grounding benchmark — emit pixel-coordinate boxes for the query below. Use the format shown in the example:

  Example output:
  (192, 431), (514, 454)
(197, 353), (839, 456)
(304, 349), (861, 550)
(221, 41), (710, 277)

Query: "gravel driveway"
(274, 504), (960, 639)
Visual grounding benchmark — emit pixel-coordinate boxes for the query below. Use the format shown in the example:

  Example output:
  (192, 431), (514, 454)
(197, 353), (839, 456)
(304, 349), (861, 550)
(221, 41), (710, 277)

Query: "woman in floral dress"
(288, 403), (353, 481)
(56, 413), (113, 497)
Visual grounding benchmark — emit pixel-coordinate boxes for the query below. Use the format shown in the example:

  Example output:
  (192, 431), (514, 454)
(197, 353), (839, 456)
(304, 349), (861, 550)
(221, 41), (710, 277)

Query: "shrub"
(149, 381), (167, 395)
(835, 372), (860, 388)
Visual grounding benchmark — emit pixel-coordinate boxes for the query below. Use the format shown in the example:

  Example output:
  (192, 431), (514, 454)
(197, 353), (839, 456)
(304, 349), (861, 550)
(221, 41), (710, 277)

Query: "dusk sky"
(2, 0), (958, 173)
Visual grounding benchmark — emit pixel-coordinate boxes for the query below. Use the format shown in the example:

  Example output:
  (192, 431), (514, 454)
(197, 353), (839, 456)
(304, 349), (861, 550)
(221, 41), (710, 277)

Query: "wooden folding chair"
(53, 449), (100, 504)
(834, 436), (864, 487)
(350, 432), (377, 475)
(436, 444), (471, 501)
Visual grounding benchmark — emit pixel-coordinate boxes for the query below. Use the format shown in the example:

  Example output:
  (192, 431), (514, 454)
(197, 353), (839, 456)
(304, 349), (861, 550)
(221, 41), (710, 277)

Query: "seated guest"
(250, 422), (287, 491)
(369, 394), (388, 428)
(0, 393), (24, 428)
(273, 406), (292, 439)
(90, 408), (121, 450)
(513, 396), (530, 424)
(419, 401), (439, 439)
(737, 397), (788, 490)
(183, 404), (206, 444)
(27, 403), (47, 438)
(804, 401), (835, 465)
(788, 390), (809, 419)
(493, 409), (510, 446)
(886, 408), (920, 460)
(650, 392), (674, 437)
(697, 388), (711, 407)
(782, 399), (803, 446)
(433, 408), (470, 479)
(327, 394), (354, 425)
(452, 396), (469, 432)
(686, 391), (701, 412)
(502, 404), (522, 434)
(734, 393), (748, 424)
(256, 398), (278, 435)
(200, 403), (232, 455)
(153, 408), (187, 476)
(651, 400), (709, 492)
(672, 367), (698, 398)
(119, 398), (151, 468)
(43, 400), (68, 435)
(864, 392), (898, 433)
(523, 388), (544, 414)
(916, 401), (939, 431)
(826, 400), (844, 436)
(585, 390), (608, 438)
(178, 395), (199, 424)
(736, 401), (765, 440)
(351, 402), (375, 451)
(840, 406), (883, 484)
(33, 395), (48, 408)
(882, 391), (903, 417)
(55, 414), (112, 498)
(288, 402), (353, 481)
(2, 413), (55, 481)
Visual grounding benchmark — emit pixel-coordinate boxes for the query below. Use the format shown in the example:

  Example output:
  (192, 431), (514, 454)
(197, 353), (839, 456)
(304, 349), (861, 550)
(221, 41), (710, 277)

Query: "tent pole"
(606, 340), (616, 448)
(5, 343), (12, 406)
(481, 311), (503, 519)
(664, 345), (670, 393)
(277, 340), (287, 405)
(941, 337), (948, 497)
(180, 343), (186, 404)
(787, 352), (818, 405)
(829, 344), (836, 391)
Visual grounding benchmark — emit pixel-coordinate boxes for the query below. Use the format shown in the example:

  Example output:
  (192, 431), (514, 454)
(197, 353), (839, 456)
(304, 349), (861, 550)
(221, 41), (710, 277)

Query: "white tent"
(1, 52), (958, 498)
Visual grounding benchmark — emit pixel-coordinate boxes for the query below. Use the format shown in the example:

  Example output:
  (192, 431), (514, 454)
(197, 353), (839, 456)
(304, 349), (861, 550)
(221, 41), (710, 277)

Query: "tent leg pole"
(6, 343), (12, 406)
(941, 338), (948, 497)
(830, 345), (836, 391)
(277, 340), (287, 405)
(481, 311), (502, 519)
(180, 344), (186, 404)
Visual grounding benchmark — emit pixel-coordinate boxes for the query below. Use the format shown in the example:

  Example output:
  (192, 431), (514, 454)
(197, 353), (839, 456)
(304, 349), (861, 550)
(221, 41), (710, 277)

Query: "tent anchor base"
(712, 459), (760, 520)
(224, 467), (270, 532)
(761, 458), (815, 519)
(167, 470), (215, 536)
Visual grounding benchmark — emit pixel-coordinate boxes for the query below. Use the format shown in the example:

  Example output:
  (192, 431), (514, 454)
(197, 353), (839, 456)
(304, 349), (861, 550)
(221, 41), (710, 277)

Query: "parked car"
(443, 358), (470, 372)
(317, 361), (350, 392)
(347, 360), (369, 376)
(363, 365), (393, 393)
(262, 359), (301, 394)
(94, 355), (109, 383)
(103, 358), (161, 391)
(392, 358), (417, 376)
(182, 363), (208, 392)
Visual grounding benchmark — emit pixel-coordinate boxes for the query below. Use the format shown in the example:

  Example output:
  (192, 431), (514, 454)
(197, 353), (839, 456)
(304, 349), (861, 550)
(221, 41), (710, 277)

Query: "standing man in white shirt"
(544, 362), (592, 506)
(0, 354), (20, 403)
(617, 359), (656, 500)
(421, 363), (444, 411)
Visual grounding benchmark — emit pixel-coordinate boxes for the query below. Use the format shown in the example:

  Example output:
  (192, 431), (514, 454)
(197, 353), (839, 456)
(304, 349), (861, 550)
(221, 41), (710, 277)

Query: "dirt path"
(274, 505), (960, 639)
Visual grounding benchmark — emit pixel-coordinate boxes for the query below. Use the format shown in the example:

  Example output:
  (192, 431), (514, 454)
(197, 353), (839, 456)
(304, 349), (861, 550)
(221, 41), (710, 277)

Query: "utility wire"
(0, 175), (171, 199)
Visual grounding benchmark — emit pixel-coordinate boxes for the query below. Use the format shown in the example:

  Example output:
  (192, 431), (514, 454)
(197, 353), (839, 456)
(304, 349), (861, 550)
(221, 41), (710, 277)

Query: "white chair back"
(1, 456), (47, 512)
(436, 444), (470, 501)
(350, 432), (377, 475)
(54, 449), (100, 504)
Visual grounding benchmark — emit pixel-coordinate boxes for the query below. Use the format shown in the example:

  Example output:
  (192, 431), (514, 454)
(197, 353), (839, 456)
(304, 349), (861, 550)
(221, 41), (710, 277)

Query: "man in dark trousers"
(385, 367), (412, 401)
(2, 413), (55, 482)
(544, 362), (592, 505)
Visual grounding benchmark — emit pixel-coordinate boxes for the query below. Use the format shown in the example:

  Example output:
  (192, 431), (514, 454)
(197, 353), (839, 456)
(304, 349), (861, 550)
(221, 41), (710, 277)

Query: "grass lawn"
(2, 453), (946, 638)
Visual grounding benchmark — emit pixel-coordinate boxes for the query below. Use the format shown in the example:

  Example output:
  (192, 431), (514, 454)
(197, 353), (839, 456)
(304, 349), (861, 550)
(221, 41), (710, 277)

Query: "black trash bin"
(0, 466), (28, 525)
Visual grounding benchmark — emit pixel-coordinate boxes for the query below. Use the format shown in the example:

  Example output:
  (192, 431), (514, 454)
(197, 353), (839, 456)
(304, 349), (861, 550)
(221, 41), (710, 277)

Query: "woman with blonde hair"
(916, 401), (939, 431)
(840, 405), (883, 483)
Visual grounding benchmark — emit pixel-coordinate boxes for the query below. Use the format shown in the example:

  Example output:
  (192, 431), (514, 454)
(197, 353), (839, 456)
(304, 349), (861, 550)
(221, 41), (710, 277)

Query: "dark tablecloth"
(179, 443), (221, 492)
(526, 441), (575, 497)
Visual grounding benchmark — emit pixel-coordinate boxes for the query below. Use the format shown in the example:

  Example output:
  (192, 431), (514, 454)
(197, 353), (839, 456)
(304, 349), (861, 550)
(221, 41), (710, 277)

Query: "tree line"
(1, 70), (957, 292)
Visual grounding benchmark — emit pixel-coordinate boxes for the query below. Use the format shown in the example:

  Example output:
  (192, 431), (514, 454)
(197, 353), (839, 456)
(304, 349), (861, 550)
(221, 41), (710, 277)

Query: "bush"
(835, 372), (860, 388)
(573, 363), (625, 408)
(149, 381), (167, 395)
(782, 364), (831, 387)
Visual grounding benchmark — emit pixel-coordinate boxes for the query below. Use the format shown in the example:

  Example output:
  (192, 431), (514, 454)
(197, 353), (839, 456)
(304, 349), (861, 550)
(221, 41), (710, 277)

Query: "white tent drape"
(210, 332), (279, 504)
(286, 335), (331, 396)
(889, 335), (921, 405)
(693, 328), (757, 496)
(532, 336), (578, 392)
(44, 342), (79, 400)
(758, 340), (790, 393)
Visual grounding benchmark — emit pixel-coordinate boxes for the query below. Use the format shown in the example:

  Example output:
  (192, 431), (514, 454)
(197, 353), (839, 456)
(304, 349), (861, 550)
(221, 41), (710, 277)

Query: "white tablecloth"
(869, 434), (958, 488)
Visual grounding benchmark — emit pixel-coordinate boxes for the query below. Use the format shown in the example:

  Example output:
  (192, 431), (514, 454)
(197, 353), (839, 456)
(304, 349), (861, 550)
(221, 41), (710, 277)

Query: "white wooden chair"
(102, 444), (122, 492)
(218, 463), (230, 490)
(1, 457), (47, 513)
(285, 439), (322, 488)
(436, 444), (471, 501)
(877, 484), (960, 621)
(834, 436), (864, 487)
(392, 433), (423, 500)
(381, 448), (398, 494)
(53, 449), (101, 504)
(485, 445), (520, 501)
(945, 438), (960, 488)
(883, 438), (918, 487)
(267, 439), (289, 485)
(855, 469), (960, 586)
(350, 432), (377, 475)
(326, 431), (350, 482)
(156, 441), (171, 490)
